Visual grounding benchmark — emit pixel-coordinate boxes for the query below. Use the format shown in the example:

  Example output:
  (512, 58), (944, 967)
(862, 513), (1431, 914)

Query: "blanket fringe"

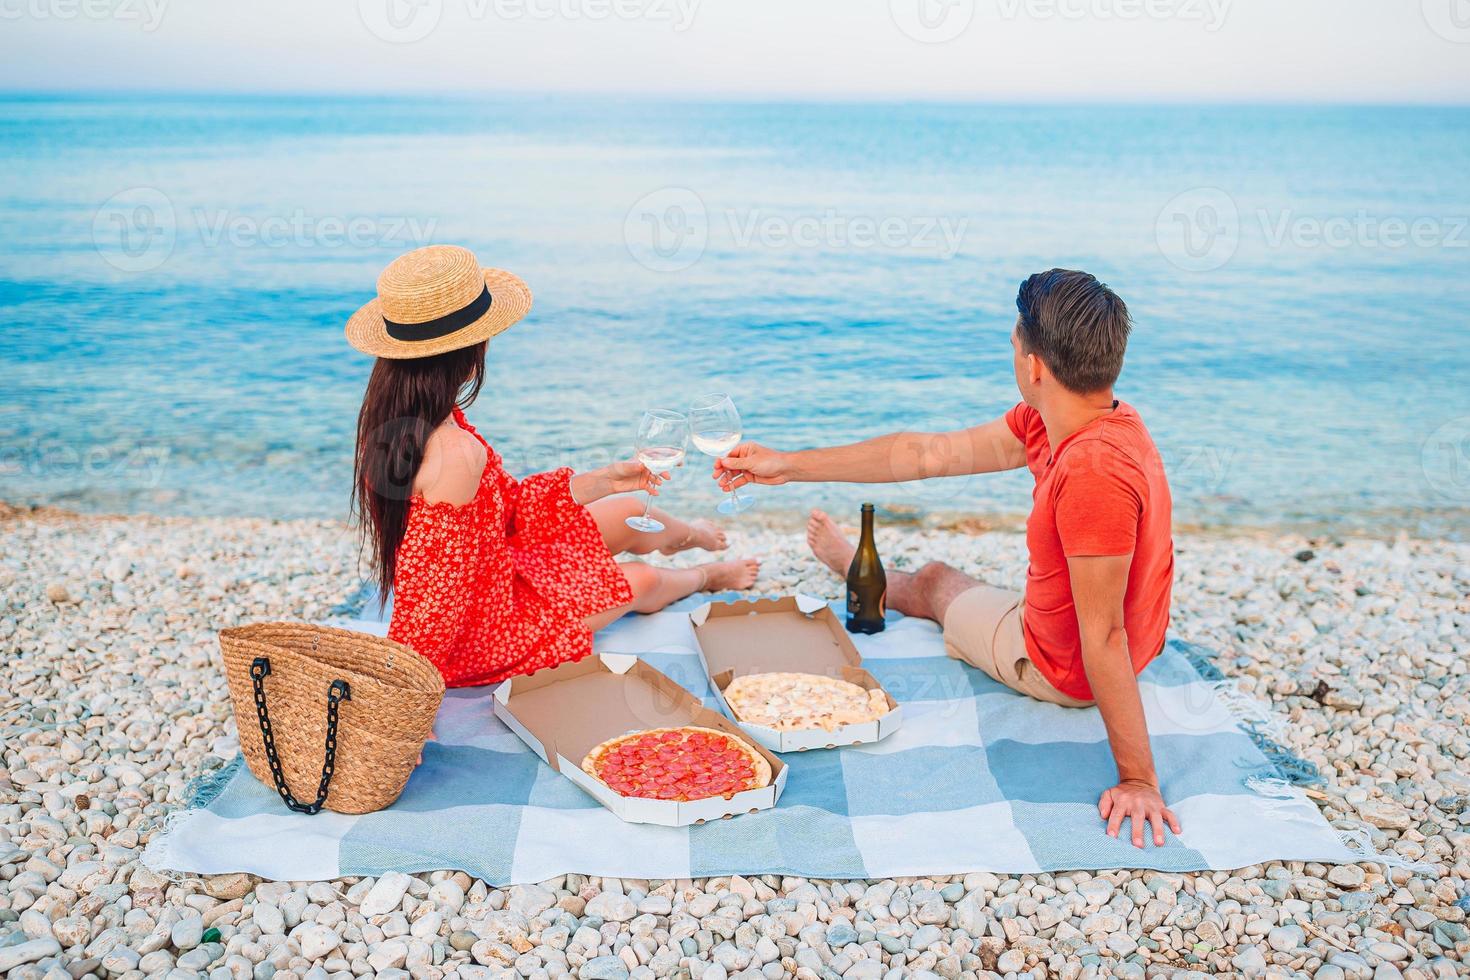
(140, 753), (245, 880)
(1174, 639), (1323, 788)
(1233, 770), (1320, 820)
(1243, 773), (1299, 799)
(331, 578), (381, 619)
(1333, 826), (1438, 876)
(1178, 639), (1433, 872)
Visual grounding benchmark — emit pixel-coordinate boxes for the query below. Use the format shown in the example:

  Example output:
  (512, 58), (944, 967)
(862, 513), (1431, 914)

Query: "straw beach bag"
(220, 623), (445, 815)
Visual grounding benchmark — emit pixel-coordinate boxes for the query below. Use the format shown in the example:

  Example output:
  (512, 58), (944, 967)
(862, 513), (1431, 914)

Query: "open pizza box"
(689, 594), (903, 753)
(491, 653), (787, 826)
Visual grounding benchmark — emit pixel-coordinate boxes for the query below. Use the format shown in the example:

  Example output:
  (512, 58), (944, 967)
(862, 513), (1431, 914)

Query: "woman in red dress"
(346, 246), (759, 687)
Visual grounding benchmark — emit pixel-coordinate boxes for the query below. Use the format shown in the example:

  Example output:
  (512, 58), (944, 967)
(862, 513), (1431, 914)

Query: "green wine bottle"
(846, 503), (887, 634)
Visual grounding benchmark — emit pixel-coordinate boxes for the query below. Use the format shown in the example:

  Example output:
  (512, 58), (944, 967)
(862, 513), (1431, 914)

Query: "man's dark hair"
(1015, 269), (1131, 394)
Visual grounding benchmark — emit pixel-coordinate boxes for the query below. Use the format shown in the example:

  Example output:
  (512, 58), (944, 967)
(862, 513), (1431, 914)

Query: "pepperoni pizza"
(581, 726), (772, 801)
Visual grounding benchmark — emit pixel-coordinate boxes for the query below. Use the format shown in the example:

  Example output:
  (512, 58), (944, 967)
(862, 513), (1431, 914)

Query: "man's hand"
(1068, 553), (1182, 848)
(713, 442), (791, 490)
(1099, 778), (1181, 848)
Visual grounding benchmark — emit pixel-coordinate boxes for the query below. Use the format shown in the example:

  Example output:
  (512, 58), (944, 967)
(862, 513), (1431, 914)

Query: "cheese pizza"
(581, 726), (772, 801)
(723, 672), (890, 732)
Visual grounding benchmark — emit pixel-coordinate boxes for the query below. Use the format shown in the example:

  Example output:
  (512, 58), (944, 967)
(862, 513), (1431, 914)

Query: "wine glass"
(689, 392), (754, 515)
(625, 409), (689, 533)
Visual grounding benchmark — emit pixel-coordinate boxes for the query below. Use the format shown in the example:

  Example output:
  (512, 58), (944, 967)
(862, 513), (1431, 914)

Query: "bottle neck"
(859, 507), (875, 540)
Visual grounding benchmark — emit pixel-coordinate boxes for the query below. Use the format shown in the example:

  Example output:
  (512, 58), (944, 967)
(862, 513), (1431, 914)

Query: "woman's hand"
(570, 459), (669, 505)
(605, 458), (669, 496)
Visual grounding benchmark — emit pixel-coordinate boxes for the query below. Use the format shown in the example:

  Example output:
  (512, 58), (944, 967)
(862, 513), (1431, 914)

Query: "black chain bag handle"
(249, 655), (351, 815)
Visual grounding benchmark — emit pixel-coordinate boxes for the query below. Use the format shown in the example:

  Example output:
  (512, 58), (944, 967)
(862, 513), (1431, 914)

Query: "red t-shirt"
(1005, 401), (1174, 700)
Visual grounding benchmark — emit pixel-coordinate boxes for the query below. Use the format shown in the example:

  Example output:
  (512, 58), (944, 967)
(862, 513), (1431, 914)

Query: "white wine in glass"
(626, 409), (690, 533)
(689, 392), (754, 515)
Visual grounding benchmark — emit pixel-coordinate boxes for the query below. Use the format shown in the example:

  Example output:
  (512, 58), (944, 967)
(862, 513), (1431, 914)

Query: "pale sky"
(3, 0), (1469, 101)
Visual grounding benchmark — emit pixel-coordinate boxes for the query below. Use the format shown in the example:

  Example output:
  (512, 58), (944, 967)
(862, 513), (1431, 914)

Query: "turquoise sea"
(1, 95), (1468, 535)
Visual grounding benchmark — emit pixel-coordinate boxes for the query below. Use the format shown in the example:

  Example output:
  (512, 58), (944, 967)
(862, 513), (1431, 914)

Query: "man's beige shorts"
(942, 585), (1095, 708)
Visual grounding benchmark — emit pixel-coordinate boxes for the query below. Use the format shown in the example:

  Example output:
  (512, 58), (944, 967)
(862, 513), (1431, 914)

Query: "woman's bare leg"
(583, 558), (760, 632)
(587, 495), (727, 557)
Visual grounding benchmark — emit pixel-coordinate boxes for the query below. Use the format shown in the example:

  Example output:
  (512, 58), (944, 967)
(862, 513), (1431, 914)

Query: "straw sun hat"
(345, 245), (533, 359)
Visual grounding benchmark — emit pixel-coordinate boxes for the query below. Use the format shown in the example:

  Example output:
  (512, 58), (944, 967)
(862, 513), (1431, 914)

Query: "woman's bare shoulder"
(415, 423), (489, 506)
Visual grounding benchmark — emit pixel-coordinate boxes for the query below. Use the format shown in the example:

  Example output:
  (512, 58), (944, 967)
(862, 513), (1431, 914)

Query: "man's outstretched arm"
(1069, 553), (1182, 848)
(713, 415), (1026, 489)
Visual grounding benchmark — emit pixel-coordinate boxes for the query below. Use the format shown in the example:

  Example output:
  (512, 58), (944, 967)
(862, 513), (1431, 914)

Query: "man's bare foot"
(699, 557), (760, 591)
(660, 518), (727, 555)
(807, 509), (856, 576)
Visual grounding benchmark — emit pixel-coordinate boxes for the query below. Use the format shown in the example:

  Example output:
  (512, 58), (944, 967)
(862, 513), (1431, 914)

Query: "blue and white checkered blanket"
(145, 596), (1352, 883)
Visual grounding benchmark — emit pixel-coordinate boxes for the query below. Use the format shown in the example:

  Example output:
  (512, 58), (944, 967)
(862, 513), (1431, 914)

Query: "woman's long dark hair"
(352, 341), (487, 604)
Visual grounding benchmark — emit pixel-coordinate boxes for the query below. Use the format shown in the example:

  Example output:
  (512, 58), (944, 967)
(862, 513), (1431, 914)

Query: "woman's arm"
(569, 459), (666, 506)
(498, 458), (665, 549)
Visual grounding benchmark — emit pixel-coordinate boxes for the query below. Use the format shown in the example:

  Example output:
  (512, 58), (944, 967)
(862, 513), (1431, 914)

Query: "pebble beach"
(2, 503), (1468, 980)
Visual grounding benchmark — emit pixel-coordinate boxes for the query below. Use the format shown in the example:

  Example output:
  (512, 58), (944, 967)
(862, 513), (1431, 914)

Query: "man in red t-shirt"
(714, 269), (1179, 847)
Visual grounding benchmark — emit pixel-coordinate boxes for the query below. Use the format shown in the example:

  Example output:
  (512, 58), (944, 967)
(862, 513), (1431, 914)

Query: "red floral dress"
(387, 408), (634, 687)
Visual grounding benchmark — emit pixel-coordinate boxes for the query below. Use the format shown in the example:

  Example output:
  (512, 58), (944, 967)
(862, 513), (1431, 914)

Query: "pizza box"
(491, 653), (787, 826)
(689, 594), (902, 753)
